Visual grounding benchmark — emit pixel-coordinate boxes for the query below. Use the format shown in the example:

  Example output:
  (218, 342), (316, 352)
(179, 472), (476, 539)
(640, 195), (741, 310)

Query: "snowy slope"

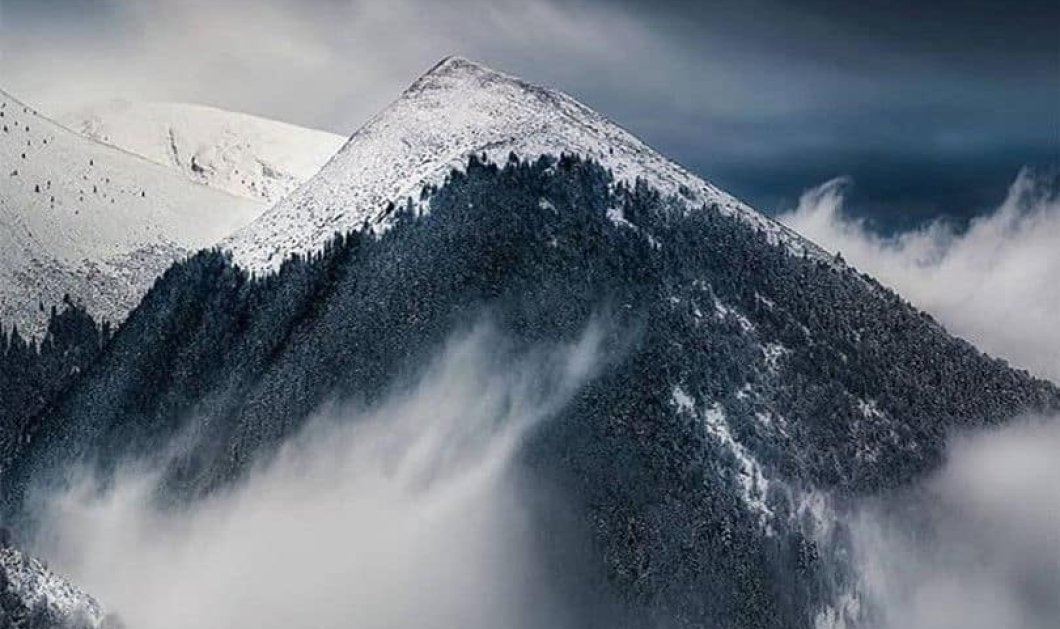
(61, 100), (345, 204)
(225, 56), (821, 271)
(0, 90), (262, 336)
(0, 547), (105, 627)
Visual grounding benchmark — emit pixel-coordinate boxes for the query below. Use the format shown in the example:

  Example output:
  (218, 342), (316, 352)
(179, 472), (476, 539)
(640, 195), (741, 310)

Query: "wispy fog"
(784, 168), (1060, 628)
(779, 169), (1060, 383)
(30, 323), (604, 629)
(849, 417), (1060, 629)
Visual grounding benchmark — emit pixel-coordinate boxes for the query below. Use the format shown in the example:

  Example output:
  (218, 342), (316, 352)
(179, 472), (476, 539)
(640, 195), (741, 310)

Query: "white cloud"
(779, 169), (1060, 383)
(29, 322), (604, 629)
(848, 417), (1060, 629)
(783, 171), (1060, 628)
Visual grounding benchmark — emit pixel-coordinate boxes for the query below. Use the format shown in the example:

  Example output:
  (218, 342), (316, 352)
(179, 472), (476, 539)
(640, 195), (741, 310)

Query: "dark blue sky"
(3, 0), (1057, 226)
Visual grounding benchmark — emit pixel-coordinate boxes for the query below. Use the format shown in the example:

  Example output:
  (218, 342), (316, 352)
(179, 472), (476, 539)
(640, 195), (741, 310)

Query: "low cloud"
(848, 417), (1060, 629)
(779, 168), (1060, 383)
(29, 322), (604, 629)
(783, 170), (1060, 628)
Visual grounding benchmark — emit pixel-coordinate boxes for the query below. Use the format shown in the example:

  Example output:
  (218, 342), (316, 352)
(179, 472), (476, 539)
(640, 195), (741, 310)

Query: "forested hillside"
(4, 155), (1056, 628)
(0, 302), (110, 473)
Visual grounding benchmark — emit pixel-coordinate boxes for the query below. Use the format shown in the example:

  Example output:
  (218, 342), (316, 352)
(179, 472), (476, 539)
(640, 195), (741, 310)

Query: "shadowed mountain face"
(6, 156), (1055, 627)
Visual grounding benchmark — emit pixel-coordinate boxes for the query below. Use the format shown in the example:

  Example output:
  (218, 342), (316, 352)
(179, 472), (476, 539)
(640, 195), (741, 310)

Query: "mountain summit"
(224, 56), (816, 271)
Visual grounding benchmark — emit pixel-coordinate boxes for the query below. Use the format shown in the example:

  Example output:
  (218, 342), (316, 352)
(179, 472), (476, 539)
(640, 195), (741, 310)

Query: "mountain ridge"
(224, 56), (823, 272)
(0, 87), (262, 336)
(7, 155), (1055, 628)
(60, 100), (345, 205)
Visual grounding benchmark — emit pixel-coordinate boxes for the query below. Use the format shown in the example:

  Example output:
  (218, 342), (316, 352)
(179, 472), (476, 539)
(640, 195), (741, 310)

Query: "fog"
(781, 168), (1060, 628)
(30, 323), (604, 629)
(849, 417), (1060, 629)
(778, 168), (1060, 382)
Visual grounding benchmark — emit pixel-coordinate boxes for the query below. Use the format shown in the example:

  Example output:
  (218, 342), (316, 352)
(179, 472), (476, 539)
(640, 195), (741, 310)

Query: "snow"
(0, 547), (105, 625)
(857, 398), (883, 419)
(61, 100), (345, 205)
(225, 56), (824, 272)
(814, 591), (862, 629)
(0, 89), (262, 335)
(763, 342), (788, 371)
(671, 386), (773, 528)
(713, 297), (755, 332)
(606, 206), (634, 229)
(672, 386), (696, 414)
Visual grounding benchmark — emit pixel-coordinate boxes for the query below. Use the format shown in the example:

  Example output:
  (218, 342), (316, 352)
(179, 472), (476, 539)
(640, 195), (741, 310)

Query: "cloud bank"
(784, 169), (1060, 628)
(848, 417), (1060, 629)
(779, 169), (1060, 382)
(30, 323), (605, 629)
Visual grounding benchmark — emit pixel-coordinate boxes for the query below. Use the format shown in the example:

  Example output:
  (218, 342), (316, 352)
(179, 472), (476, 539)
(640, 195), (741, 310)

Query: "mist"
(848, 417), (1060, 629)
(28, 322), (605, 629)
(778, 168), (1060, 382)
(781, 168), (1060, 628)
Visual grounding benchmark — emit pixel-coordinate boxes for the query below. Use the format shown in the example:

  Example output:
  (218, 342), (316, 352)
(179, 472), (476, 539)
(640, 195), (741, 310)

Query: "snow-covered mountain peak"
(224, 56), (821, 272)
(404, 55), (530, 94)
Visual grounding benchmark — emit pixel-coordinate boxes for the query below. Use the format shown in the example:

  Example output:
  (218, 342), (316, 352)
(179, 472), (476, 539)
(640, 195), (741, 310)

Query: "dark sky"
(2, 0), (1057, 226)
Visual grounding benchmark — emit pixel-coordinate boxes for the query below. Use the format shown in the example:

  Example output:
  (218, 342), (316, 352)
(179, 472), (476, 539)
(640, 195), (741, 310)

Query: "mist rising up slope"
(9, 156), (1056, 629)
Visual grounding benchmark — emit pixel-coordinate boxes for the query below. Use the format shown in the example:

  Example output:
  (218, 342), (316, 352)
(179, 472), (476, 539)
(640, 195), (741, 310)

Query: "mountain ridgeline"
(4, 155), (1056, 628)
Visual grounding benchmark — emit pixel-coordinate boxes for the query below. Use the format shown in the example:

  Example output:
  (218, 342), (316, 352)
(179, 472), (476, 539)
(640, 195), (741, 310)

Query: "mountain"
(7, 154), (1056, 627)
(225, 56), (818, 272)
(0, 90), (262, 336)
(3, 59), (1056, 627)
(60, 101), (345, 205)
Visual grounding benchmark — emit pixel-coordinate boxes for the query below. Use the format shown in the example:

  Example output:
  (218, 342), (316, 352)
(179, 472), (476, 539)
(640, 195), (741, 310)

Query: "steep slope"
(60, 101), (345, 205)
(225, 56), (819, 271)
(8, 157), (1056, 628)
(1, 546), (107, 628)
(0, 301), (109, 471)
(0, 90), (262, 336)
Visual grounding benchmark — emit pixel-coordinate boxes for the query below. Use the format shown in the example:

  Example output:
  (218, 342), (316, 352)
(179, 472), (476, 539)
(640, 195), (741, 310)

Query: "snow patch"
(671, 386), (773, 528)
(0, 547), (105, 626)
(763, 342), (789, 371)
(713, 297), (755, 333)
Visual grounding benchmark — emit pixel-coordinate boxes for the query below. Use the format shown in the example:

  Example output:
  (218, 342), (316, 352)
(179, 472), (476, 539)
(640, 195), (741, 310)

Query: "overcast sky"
(2, 0), (1057, 224)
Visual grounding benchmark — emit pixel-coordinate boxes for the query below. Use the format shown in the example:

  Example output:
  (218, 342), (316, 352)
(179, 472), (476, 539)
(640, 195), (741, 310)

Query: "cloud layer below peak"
(779, 169), (1060, 383)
